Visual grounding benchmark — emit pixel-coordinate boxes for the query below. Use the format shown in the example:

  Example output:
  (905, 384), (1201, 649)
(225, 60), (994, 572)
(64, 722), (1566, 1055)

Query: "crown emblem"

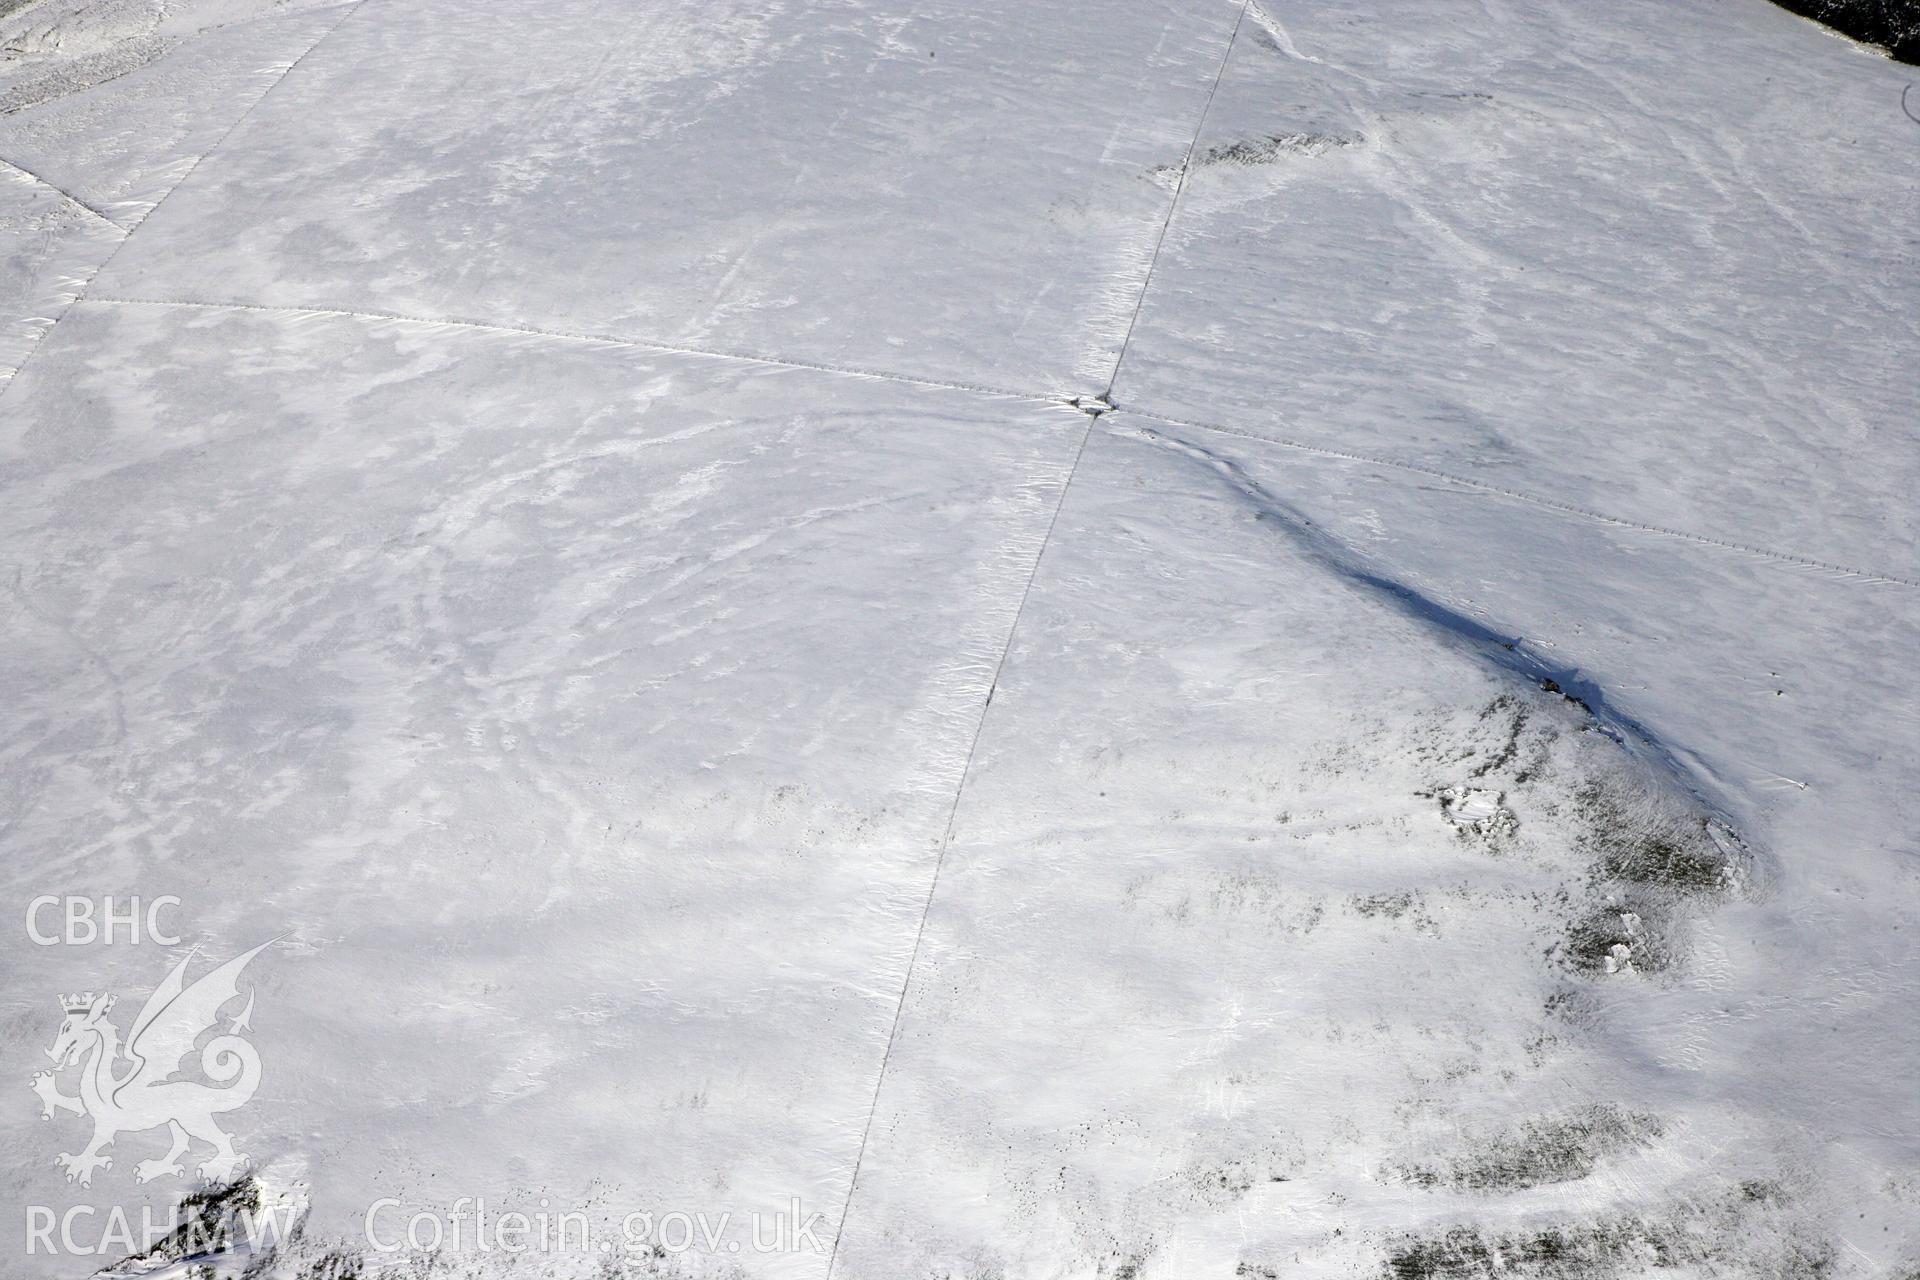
(60, 992), (101, 1015)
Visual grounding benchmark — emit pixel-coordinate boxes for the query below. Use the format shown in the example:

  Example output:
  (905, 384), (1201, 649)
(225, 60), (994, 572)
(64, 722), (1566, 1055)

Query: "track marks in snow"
(87, 293), (1052, 406)
(74, 294), (1917, 592)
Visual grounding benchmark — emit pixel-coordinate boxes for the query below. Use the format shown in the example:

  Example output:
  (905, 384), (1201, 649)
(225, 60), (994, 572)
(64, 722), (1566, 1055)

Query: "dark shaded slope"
(1773, 0), (1920, 63)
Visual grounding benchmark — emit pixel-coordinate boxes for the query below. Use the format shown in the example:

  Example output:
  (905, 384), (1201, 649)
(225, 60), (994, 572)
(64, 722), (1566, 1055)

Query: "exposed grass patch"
(1597, 831), (1729, 891)
(296, 1250), (364, 1280)
(1384, 1220), (1672, 1279)
(1561, 902), (1661, 974)
(108, 1175), (263, 1274)
(1571, 781), (1736, 894)
(1394, 1105), (1663, 1192)
(1553, 774), (1749, 976)
(1378, 1179), (1834, 1280)
(1470, 698), (1529, 780)
(1354, 890), (1418, 920)
(1352, 889), (1440, 935)
(1199, 131), (1364, 166)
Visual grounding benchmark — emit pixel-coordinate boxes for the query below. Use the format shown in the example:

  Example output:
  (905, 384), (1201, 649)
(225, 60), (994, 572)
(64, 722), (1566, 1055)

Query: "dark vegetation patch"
(1174, 1149), (1300, 1211)
(1424, 688), (1755, 978)
(1354, 890), (1417, 919)
(1393, 1105), (1663, 1192)
(1197, 131), (1364, 166)
(1452, 695), (1555, 789)
(1385, 1221), (1668, 1280)
(1379, 1179), (1834, 1279)
(1770, 0), (1920, 63)
(1562, 902), (1659, 974)
(1551, 775), (1749, 976)
(1187, 1157), (1280, 1199)
(1152, 131), (1365, 181)
(1573, 779), (1737, 892)
(1352, 889), (1440, 934)
(1470, 698), (1529, 779)
(1598, 831), (1729, 891)
(296, 1251), (363, 1280)
(106, 1175), (265, 1275)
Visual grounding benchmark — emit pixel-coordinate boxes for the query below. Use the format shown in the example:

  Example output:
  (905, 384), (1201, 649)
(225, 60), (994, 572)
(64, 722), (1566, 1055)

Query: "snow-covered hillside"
(2, 1), (1915, 1278)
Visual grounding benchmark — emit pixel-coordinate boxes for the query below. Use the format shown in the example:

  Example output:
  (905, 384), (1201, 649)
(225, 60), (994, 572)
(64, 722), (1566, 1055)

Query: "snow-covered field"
(1, 1), (1915, 1277)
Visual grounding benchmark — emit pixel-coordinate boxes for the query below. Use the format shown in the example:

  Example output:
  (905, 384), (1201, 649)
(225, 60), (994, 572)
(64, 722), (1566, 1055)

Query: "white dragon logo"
(30, 940), (273, 1187)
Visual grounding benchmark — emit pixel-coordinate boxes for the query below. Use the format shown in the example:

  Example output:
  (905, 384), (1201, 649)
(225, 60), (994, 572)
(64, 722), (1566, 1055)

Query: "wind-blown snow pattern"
(0, 1), (1914, 1278)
